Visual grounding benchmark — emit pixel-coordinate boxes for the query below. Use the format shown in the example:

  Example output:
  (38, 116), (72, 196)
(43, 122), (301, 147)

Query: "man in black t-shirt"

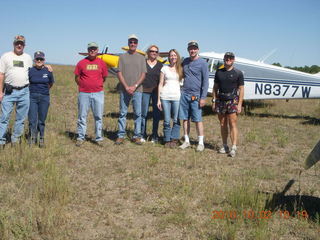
(212, 52), (244, 157)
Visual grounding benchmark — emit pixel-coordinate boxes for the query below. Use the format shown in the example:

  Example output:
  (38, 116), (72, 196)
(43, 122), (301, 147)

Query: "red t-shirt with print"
(74, 57), (108, 92)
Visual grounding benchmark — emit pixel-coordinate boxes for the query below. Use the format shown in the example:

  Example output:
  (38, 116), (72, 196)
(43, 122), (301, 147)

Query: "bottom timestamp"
(211, 210), (309, 220)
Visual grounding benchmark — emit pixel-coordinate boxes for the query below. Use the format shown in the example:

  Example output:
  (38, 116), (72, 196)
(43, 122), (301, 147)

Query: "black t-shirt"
(214, 67), (244, 93)
(143, 61), (163, 89)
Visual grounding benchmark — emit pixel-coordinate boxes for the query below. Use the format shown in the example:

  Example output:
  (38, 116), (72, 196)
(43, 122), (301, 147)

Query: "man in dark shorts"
(212, 52), (244, 157)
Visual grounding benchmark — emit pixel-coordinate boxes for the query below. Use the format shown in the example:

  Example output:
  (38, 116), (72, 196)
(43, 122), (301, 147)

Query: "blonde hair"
(168, 49), (183, 81)
(146, 45), (159, 58)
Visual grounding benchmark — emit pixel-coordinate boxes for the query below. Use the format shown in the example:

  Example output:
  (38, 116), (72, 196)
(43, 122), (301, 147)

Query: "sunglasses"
(88, 47), (98, 51)
(129, 40), (138, 44)
(35, 58), (44, 61)
(14, 42), (25, 46)
(149, 50), (158, 53)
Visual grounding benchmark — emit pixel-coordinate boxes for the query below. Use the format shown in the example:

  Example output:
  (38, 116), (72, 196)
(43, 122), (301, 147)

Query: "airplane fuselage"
(200, 52), (320, 100)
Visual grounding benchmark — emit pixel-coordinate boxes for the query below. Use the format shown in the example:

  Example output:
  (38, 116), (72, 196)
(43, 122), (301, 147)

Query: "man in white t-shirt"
(0, 35), (32, 148)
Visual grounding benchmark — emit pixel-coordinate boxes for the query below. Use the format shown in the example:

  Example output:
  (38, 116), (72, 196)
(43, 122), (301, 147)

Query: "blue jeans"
(0, 87), (30, 144)
(141, 90), (160, 139)
(77, 91), (104, 141)
(179, 92), (203, 122)
(28, 92), (50, 139)
(161, 99), (180, 142)
(117, 91), (142, 138)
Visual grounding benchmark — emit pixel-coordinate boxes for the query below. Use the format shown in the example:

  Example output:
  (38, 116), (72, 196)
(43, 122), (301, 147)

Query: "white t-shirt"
(0, 51), (32, 87)
(160, 65), (181, 101)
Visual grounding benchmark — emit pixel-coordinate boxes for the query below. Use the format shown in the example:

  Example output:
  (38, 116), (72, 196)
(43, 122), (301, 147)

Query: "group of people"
(0, 35), (54, 149)
(0, 34), (244, 157)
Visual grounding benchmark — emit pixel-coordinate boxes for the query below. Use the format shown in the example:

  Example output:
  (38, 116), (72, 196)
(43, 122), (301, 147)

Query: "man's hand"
(126, 86), (135, 95)
(45, 65), (53, 72)
(199, 99), (206, 108)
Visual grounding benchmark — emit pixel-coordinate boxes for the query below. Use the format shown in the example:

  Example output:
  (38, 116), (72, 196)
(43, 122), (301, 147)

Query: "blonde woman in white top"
(157, 49), (183, 148)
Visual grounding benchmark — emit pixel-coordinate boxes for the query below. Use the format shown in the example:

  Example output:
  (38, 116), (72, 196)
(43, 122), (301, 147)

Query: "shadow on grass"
(264, 179), (320, 222)
(245, 111), (320, 125)
(63, 131), (98, 144)
(104, 111), (165, 120)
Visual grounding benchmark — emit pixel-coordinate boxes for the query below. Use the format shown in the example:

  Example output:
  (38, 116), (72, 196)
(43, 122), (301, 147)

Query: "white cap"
(128, 34), (138, 41)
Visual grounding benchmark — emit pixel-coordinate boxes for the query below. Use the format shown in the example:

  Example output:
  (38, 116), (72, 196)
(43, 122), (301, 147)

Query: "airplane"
(199, 51), (320, 100)
(79, 46), (169, 71)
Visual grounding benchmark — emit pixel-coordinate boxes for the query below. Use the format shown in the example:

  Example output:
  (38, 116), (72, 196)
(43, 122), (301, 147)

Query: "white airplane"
(199, 52), (320, 100)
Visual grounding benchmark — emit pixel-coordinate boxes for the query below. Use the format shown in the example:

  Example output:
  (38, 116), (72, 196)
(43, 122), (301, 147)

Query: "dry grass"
(0, 64), (319, 239)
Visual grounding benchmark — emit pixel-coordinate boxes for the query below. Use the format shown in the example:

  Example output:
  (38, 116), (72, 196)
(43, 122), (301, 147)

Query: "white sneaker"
(218, 146), (229, 154)
(196, 144), (205, 152)
(228, 149), (236, 157)
(140, 138), (146, 143)
(179, 141), (190, 149)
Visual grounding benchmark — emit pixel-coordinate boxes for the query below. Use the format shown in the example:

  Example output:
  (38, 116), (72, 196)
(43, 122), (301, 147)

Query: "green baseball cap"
(87, 42), (99, 49)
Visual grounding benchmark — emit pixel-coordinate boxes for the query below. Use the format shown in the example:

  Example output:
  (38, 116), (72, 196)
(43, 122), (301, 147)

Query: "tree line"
(272, 63), (320, 74)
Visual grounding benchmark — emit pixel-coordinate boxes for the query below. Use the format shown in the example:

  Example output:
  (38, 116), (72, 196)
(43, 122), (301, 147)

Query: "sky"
(1, 0), (319, 67)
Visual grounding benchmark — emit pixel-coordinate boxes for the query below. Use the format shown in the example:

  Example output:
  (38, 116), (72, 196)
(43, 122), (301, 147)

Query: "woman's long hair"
(168, 49), (183, 81)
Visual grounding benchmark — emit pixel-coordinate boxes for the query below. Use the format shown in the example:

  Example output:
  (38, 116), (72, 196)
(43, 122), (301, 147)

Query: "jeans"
(161, 99), (180, 142)
(28, 92), (50, 140)
(141, 90), (160, 139)
(179, 92), (202, 122)
(77, 91), (104, 141)
(117, 91), (142, 138)
(0, 87), (30, 144)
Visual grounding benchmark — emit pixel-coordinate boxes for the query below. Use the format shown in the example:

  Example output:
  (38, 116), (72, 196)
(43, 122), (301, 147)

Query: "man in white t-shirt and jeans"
(0, 35), (32, 148)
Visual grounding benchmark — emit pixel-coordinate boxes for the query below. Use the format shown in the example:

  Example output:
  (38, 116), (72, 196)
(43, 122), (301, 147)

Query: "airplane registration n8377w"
(199, 51), (320, 100)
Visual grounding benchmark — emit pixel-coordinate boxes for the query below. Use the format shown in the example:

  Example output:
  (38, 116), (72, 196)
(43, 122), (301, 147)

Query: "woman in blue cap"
(28, 51), (54, 147)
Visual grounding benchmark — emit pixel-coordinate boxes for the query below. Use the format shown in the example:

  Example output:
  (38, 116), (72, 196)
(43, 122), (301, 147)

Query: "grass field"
(0, 64), (320, 240)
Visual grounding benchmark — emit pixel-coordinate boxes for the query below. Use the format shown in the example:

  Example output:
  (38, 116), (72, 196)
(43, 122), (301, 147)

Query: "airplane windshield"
(201, 58), (224, 72)
(210, 59), (224, 72)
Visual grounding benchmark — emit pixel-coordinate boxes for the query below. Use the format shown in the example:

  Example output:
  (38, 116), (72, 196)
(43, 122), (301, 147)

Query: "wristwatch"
(212, 98), (216, 103)
(135, 84), (138, 88)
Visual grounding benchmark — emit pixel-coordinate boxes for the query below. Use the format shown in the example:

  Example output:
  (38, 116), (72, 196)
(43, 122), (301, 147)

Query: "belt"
(11, 84), (29, 90)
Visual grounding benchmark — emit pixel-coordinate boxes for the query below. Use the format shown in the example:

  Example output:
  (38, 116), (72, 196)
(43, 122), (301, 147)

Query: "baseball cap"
(128, 34), (138, 41)
(14, 35), (25, 44)
(34, 51), (45, 59)
(87, 42), (99, 49)
(187, 40), (199, 49)
(224, 52), (235, 59)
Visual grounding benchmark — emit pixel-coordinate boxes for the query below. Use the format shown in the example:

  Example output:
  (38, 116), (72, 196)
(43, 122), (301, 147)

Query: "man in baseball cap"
(0, 35), (33, 148)
(115, 34), (147, 145)
(74, 42), (108, 147)
(179, 40), (209, 152)
(212, 51), (244, 157)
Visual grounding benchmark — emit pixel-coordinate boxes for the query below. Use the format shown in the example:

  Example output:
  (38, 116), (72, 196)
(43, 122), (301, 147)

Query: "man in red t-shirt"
(74, 42), (108, 146)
